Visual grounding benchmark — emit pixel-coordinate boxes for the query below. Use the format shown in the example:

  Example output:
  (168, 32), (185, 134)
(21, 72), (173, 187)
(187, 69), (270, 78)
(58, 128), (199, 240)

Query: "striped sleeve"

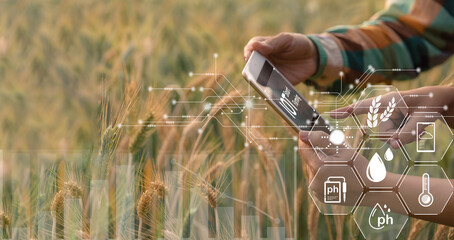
(306, 0), (454, 92)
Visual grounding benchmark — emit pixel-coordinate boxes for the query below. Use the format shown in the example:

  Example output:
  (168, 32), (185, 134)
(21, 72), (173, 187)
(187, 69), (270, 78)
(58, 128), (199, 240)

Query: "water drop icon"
(369, 203), (386, 230)
(384, 148), (393, 161)
(366, 153), (387, 182)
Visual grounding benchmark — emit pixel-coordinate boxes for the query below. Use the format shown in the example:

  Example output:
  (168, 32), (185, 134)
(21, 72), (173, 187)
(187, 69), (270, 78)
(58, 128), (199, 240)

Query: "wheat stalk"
(407, 219), (427, 239)
(380, 97), (396, 122)
(148, 180), (167, 199)
(129, 111), (155, 154)
(434, 224), (449, 239)
(163, 229), (179, 240)
(367, 95), (381, 128)
(137, 190), (153, 240)
(63, 181), (83, 199)
(0, 212), (10, 239)
(448, 227), (454, 239)
(198, 182), (220, 239)
(75, 230), (90, 239)
(51, 190), (65, 240)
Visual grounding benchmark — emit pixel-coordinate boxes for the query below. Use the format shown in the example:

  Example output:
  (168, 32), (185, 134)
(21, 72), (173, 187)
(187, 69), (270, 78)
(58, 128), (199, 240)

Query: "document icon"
(324, 176), (346, 204)
(417, 122), (435, 152)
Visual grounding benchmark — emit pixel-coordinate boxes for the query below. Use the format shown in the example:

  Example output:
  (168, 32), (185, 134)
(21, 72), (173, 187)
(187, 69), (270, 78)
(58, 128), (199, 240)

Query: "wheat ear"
(380, 97), (396, 122)
(51, 190), (65, 240)
(137, 190), (153, 240)
(367, 95), (381, 128)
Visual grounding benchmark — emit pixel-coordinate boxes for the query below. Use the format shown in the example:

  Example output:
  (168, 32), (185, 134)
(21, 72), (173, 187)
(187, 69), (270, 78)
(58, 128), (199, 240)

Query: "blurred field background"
(1, 0), (454, 239)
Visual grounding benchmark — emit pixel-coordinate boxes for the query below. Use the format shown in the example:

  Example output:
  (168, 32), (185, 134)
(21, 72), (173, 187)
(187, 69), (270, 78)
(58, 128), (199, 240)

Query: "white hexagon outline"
(353, 138), (410, 189)
(308, 111), (364, 162)
(397, 112), (454, 163)
(398, 164), (454, 215)
(353, 190), (409, 239)
(308, 164), (365, 215)
(353, 85), (409, 138)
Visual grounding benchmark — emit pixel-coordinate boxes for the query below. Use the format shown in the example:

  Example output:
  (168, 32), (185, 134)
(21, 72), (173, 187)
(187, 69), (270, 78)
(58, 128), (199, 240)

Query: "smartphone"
(242, 51), (331, 133)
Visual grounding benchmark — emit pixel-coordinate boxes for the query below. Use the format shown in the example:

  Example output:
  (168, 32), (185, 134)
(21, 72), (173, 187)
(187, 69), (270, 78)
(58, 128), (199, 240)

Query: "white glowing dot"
(148, 86), (153, 92)
(293, 136), (298, 141)
(306, 119), (311, 125)
(416, 67), (421, 73)
(172, 99), (176, 105)
(258, 145), (263, 151)
(355, 79), (360, 84)
(349, 84), (354, 89)
(339, 71), (344, 77)
(188, 71), (193, 77)
(138, 119), (143, 124)
(199, 87), (204, 92)
(294, 146), (298, 151)
(367, 83), (372, 87)
(117, 123), (122, 128)
(241, 122), (246, 127)
(329, 130), (345, 145)
(214, 53), (218, 59)
(444, 105), (448, 111)
(198, 128), (202, 134)
(245, 99), (253, 109)
(244, 142), (249, 147)
(163, 114), (168, 119)
(309, 90), (314, 96)
(429, 92), (433, 98)
(191, 86), (195, 92)
(204, 103), (212, 111)
(411, 130), (416, 135)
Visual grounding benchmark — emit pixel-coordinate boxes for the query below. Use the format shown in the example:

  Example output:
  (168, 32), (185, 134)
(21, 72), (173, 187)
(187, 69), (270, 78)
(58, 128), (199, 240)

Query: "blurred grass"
(0, 0), (394, 150)
(1, 0), (454, 239)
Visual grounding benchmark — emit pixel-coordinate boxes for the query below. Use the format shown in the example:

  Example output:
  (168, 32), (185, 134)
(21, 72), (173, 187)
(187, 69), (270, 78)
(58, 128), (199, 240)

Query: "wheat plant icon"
(367, 95), (396, 128)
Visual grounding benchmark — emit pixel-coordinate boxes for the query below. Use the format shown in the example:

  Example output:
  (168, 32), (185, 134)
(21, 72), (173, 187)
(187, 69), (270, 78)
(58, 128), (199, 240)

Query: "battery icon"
(324, 176), (347, 204)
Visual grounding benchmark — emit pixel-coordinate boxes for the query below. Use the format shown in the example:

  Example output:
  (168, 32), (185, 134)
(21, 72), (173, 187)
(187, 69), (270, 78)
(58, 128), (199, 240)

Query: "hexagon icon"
(354, 138), (409, 189)
(308, 165), (364, 215)
(353, 85), (408, 138)
(309, 112), (364, 162)
(398, 112), (454, 162)
(399, 165), (453, 215)
(354, 191), (408, 239)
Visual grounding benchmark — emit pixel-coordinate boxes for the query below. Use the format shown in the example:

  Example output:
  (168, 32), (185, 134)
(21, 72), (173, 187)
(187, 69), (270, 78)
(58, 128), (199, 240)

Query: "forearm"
(306, 0), (454, 92)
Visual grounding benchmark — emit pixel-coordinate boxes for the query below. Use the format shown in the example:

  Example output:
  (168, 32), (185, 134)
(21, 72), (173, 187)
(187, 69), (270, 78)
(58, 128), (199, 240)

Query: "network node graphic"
(309, 113), (363, 162)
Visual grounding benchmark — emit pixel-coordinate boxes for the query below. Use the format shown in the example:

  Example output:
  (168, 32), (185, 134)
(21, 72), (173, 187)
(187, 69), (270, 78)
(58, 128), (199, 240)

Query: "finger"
(298, 133), (319, 173)
(305, 131), (339, 156)
(330, 106), (353, 119)
(263, 33), (294, 54)
(243, 36), (268, 61)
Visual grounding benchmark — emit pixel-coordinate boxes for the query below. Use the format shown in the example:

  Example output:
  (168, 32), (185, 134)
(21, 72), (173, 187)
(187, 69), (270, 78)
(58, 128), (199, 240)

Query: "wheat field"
(1, 0), (454, 239)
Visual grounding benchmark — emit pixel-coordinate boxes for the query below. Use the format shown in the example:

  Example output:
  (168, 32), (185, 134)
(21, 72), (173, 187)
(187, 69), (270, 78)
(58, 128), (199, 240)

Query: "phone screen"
(254, 60), (330, 133)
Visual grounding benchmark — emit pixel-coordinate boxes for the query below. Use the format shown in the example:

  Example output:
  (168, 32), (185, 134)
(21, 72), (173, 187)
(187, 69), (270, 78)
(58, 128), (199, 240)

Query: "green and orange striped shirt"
(307, 0), (454, 92)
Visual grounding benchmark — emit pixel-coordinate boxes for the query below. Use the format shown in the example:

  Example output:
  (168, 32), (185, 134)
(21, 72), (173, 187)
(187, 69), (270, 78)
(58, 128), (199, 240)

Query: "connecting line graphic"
(171, 160), (280, 222)
(315, 66), (421, 107)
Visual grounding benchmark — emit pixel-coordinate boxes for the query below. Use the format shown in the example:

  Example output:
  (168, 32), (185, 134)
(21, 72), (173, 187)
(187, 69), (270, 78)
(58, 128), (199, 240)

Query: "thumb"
(251, 41), (273, 57)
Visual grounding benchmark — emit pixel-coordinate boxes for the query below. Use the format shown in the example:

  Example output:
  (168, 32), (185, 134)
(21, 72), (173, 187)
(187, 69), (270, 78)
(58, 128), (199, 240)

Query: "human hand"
(243, 32), (318, 85)
(331, 86), (454, 148)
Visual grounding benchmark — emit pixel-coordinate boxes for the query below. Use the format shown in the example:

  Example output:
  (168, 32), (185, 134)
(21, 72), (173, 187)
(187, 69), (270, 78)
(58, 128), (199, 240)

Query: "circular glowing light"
(329, 130), (345, 145)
